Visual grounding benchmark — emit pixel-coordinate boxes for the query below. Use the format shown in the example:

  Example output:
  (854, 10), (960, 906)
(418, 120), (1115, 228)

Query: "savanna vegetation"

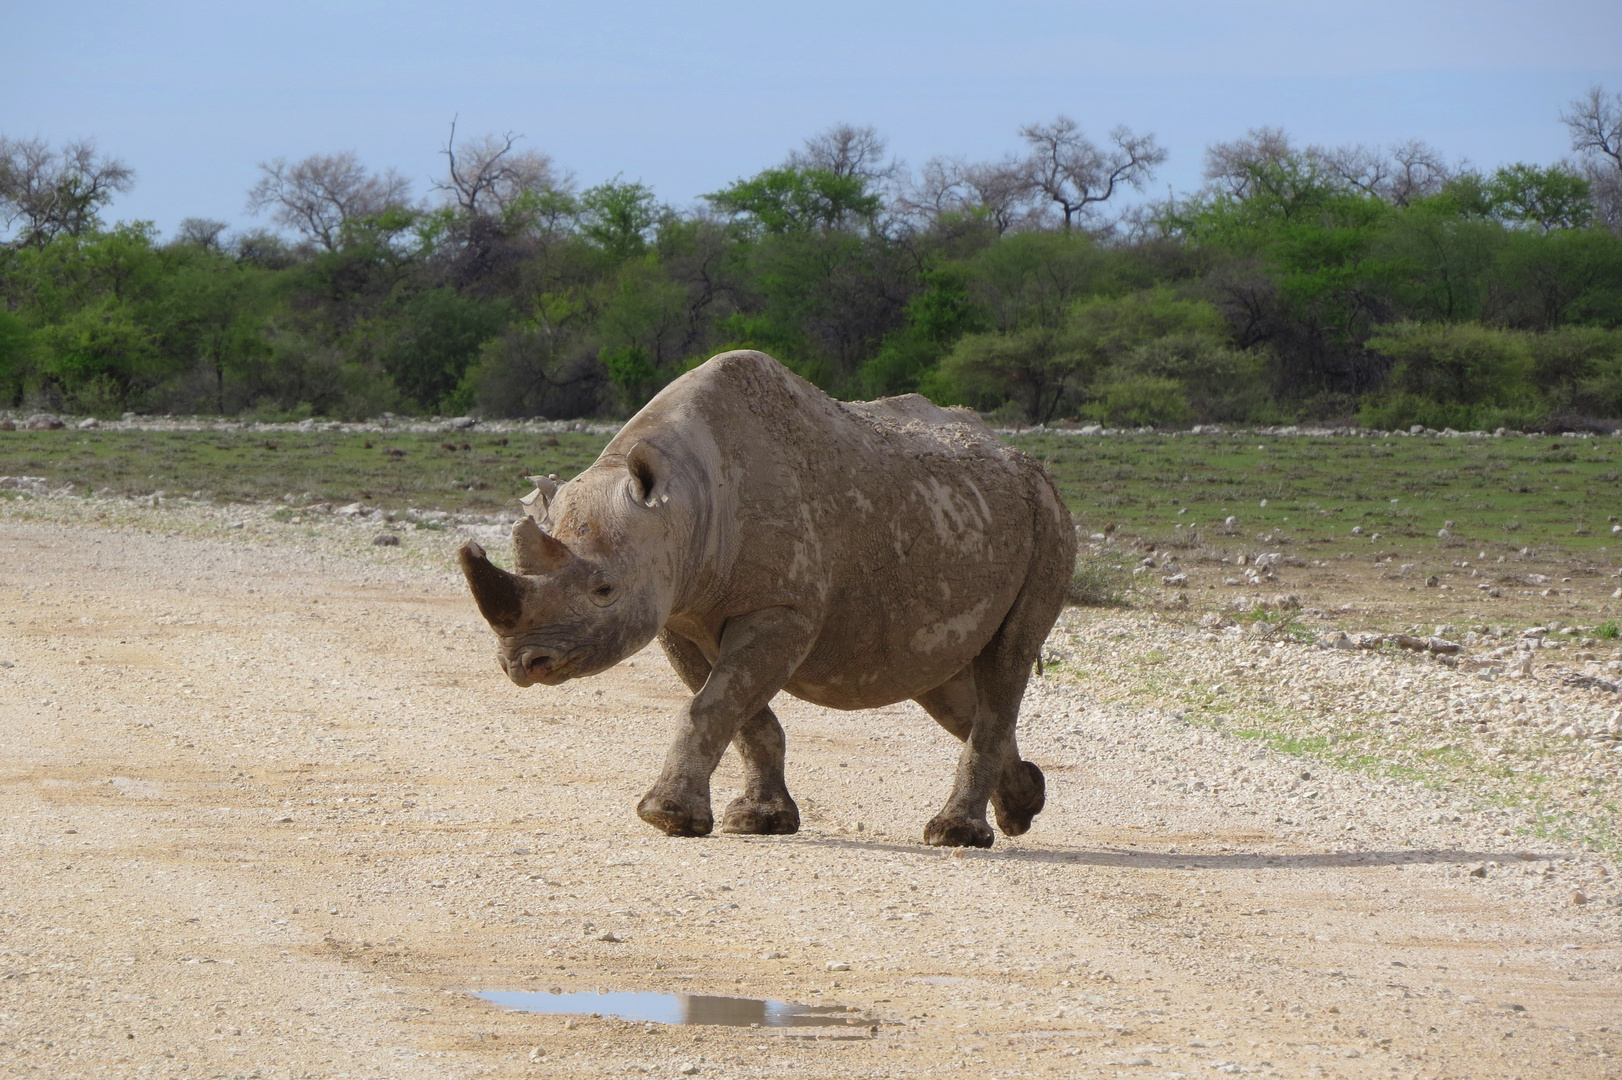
(9, 425), (1622, 569)
(3, 89), (1622, 430)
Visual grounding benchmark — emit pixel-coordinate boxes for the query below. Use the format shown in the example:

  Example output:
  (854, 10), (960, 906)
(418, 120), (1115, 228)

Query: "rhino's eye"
(588, 580), (617, 607)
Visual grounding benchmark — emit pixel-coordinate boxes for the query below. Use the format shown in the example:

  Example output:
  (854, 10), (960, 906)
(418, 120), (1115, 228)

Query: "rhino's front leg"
(656, 630), (800, 835)
(638, 609), (815, 837)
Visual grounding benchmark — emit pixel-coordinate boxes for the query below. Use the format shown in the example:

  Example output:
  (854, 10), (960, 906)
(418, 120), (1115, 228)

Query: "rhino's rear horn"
(458, 541), (527, 630)
(512, 516), (574, 575)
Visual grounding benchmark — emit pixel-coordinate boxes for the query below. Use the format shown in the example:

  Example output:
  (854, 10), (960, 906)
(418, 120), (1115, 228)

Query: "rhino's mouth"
(504, 645), (587, 687)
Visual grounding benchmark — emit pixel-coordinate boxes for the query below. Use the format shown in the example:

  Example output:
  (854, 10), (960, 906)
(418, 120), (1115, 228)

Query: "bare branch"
(1019, 116), (1166, 231)
(788, 123), (899, 182)
(1562, 85), (1622, 171)
(1317, 140), (1450, 206)
(1386, 140), (1452, 205)
(1202, 127), (1294, 198)
(246, 150), (410, 250)
(1563, 85), (1622, 233)
(897, 155), (1040, 234)
(173, 217), (230, 251)
(0, 136), (134, 246)
(434, 121), (567, 218)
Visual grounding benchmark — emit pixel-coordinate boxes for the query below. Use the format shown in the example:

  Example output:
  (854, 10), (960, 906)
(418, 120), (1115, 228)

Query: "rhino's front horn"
(512, 516), (574, 575)
(458, 540), (529, 631)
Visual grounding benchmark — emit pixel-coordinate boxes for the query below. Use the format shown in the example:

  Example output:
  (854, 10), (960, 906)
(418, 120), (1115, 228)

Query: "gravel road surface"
(2, 511), (1619, 1079)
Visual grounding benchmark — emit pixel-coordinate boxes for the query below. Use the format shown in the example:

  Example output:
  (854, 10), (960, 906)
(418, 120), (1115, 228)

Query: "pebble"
(825, 961), (851, 971)
(372, 532), (401, 546)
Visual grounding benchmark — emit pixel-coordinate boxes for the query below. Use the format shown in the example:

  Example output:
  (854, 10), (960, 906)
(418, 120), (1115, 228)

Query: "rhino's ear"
(512, 516), (574, 575)
(518, 474), (560, 520)
(458, 541), (529, 631)
(626, 441), (666, 506)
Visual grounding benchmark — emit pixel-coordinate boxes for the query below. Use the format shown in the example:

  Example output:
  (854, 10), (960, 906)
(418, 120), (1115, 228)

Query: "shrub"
(1087, 375), (1194, 427)
(1067, 550), (1136, 607)
(1367, 321), (1532, 407)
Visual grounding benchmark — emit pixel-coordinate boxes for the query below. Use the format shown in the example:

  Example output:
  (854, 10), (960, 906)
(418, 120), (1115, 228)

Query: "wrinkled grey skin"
(459, 350), (1075, 847)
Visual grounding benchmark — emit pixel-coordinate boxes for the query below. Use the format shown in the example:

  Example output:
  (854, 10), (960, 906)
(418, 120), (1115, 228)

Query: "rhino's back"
(690, 354), (1064, 706)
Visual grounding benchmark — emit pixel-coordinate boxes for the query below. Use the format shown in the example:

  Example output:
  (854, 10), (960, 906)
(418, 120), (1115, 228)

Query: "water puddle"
(474, 988), (869, 1029)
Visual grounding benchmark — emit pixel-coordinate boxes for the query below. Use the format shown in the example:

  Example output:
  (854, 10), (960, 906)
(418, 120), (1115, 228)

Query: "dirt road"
(2, 512), (1619, 1079)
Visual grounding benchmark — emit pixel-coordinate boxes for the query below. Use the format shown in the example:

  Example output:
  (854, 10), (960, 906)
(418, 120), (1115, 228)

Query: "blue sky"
(6, 0), (1620, 238)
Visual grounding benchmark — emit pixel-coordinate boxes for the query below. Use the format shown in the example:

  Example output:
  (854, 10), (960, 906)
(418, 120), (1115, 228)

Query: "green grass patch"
(7, 426), (1622, 566)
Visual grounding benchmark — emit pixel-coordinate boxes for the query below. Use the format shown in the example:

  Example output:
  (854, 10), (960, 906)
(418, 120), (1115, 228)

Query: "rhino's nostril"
(526, 652), (555, 675)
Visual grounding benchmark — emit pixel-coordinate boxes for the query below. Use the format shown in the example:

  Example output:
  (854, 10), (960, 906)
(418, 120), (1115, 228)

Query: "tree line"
(2, 88), (1622, 430)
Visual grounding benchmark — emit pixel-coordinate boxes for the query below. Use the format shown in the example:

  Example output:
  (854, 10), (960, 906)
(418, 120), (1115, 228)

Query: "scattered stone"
(597, 931), (626, 943)
(1468, 864), (1487, 878)
(372, 532), (401, 547)
(24, 413), (65, 430)
(824, 961), (850, 971)
(1572, 890), (1588, 905)
(677, 1064), (699, 1076)
(1425, 575), (1439, 587)
(335, 502), (372, 517)
(76, 417), (100, 430)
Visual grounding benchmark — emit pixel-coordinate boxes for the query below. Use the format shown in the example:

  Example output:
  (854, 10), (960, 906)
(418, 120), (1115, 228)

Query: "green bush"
(1113, 332), (1272, 422)
(1368, 322), (1533, 407)
(1087, 375), (1195, 427)
(1355, 392), (1540, 432)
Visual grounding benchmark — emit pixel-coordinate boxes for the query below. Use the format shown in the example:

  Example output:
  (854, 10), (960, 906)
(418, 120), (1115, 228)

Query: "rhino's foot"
(991, 760), (1046, 837)
(923, 813), (994, 848)
(636, 792), (714, 837)
(720, 793), (800, 835)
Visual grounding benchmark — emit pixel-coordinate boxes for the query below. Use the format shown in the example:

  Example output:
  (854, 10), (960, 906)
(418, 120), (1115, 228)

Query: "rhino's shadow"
(763, 836), (1566, 870)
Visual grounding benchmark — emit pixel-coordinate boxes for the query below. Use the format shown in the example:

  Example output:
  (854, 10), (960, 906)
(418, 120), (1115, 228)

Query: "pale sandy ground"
(2, 512), (1620, 1080)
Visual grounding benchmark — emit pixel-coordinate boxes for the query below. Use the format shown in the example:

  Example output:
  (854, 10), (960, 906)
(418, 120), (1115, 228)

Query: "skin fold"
(459, 350), (1075, 847)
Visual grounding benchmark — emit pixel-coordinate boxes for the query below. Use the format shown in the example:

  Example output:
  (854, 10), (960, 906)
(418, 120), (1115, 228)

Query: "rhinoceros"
(458, 350), (1075, 847)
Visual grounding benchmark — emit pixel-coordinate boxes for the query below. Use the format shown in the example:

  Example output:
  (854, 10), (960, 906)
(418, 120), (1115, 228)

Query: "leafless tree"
(1018, 116), (1166, 232)
(1318, 139), (1450, 206)
(899, 155), (1042, 235)
(246, 151), (410, 251)
(1385, 140), (1452, 205)
(0, 136), (134, 246)
(788, 123), (900, 183)
(173, 217), (229, 251)
(1562, 85), (1622, 233)
(1202, 126), (1295, 198)
(434, 121), (568, 219)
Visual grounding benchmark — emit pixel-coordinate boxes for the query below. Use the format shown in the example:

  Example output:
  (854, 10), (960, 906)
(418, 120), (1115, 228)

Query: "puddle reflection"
(475, 988), (866, 1028)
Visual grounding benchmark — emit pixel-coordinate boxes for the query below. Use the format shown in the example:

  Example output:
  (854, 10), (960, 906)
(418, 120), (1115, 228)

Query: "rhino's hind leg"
(990, 759), (1045, 836)
(916, 548), (1063, 846)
